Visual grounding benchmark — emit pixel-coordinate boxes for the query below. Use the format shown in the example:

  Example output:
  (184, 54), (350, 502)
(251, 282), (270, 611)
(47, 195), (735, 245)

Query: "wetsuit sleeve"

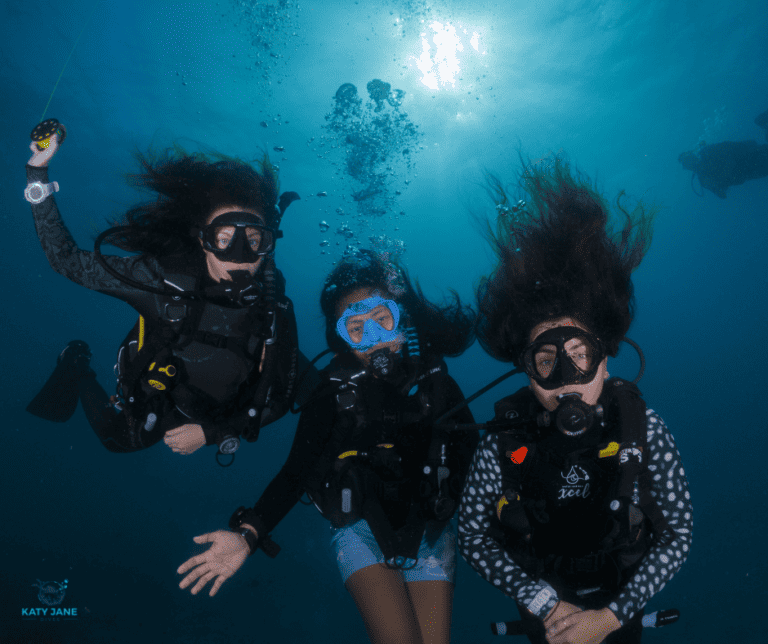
(606, 411), (693, 625)
(458, 432), (560, 620)
(26, 165), (164, 302)
(257, 295), (300, 430)
(441, 374), (479, 486)
(240, 392), (336, 535)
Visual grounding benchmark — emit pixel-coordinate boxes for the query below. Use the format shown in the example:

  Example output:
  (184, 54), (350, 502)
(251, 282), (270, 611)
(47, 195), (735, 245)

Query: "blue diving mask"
(336, 295), (403, 352)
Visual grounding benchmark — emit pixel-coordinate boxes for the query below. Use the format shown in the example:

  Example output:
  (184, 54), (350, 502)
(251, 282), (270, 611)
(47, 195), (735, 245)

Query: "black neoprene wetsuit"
(237, 353), (478, 559)
(459, 403), (692, 642)
(27, 164), (300, 453)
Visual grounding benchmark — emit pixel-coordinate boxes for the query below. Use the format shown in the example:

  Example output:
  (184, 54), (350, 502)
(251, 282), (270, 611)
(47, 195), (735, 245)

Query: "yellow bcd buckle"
(599, 442), (620, 458)
(496, 495), (509, 519)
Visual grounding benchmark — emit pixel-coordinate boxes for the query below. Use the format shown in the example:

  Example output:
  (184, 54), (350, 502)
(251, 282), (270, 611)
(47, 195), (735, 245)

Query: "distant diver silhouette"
(679, 108), (768, 198)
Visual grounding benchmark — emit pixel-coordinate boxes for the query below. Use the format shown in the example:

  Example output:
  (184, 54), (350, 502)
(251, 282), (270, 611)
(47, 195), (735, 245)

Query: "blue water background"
(1, 1), (766, 642)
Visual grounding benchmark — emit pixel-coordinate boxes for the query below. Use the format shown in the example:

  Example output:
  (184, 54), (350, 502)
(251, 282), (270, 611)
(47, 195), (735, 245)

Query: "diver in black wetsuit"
(24, 125), (311, 459)
(755, 108), (768, 142)
(678, 108), (768, 198)
(460, 160), (692, 643)
(176, 250), (479, 644)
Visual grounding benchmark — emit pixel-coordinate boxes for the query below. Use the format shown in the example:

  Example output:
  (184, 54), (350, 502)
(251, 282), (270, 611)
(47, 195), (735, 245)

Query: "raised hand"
(177, 531), (250, 597)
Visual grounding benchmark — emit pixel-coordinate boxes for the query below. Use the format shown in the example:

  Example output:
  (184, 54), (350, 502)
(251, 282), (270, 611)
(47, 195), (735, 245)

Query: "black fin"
(26, 341), (92, 422)
(278, 191), (301, 215)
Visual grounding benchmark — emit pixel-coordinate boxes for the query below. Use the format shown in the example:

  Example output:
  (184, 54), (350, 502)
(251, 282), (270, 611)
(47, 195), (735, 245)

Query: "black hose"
(94, 227), (201, 299)
(433, 367), (523, 426)
(621, 336), (646, 383)
(290, 348), (334, 414)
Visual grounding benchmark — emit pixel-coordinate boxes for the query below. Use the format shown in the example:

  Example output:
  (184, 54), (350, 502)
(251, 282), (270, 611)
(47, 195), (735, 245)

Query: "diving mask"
(521, 326), (606, 390)
(336, 295), (403, 352)
(199, 211), (283, 263)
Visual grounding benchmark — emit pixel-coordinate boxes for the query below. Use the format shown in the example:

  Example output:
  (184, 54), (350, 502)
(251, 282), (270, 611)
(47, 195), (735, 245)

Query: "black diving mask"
(199, 211), (283, 264)
(521, 326), (606, 391)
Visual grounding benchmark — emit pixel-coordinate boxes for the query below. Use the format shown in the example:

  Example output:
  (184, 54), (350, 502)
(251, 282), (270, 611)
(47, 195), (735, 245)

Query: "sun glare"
(414, 21), (486, 91)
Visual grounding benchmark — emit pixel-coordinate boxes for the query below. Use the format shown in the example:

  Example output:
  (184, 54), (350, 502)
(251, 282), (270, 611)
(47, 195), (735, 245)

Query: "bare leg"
(345, 564), (423, 644)
(406, 580), (454, 644)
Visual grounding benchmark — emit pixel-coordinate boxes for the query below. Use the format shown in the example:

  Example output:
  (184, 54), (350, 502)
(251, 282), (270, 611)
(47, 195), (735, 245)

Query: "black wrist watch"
(235, 526), (259, 555)
(229, 506), (259, 556)
(228, 506), (281, 559)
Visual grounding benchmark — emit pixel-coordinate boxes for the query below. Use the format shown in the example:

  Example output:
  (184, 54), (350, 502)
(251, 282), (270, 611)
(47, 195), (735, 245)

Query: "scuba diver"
(459, 159), (692, 643)
(176, 250), (479, 644)
(678, 108), (768, 198)
(24, 121), (310, 461)
(755, 108), (768, 142)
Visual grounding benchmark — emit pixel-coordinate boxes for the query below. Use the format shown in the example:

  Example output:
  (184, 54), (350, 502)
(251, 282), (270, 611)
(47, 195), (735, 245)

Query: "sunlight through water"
(414, 21), (485, 90)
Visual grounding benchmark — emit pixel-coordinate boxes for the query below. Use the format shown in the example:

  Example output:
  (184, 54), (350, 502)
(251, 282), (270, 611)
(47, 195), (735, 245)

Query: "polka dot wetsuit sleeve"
(458, 433), (561, 620)
(607, 410), (693, 624)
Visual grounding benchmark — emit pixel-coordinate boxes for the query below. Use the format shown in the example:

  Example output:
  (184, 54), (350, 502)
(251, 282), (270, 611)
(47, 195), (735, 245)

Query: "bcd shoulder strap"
(599, 378), (671, 544)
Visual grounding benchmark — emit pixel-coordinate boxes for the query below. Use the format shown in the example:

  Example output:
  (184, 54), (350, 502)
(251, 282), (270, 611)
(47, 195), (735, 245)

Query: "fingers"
(546, 611), (600, 644)
(176, 532), (218, 575)
(177, 552), (208, 576)
(546, 614), (576, 643)
(164, 435), (189, 454)
(191, 571), (218, 596)
(165, 426), (202, 455)
(192, 530), (222, 543)
(178, 570), (201, 590)
(164, 440), (185, 455)
(178, 563), (209, 589)
(209, 575), (226, 597)
(31, 136), (60, 160)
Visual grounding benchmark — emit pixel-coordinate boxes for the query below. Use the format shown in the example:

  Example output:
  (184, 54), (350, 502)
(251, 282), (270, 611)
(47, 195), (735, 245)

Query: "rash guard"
(458, 409), (692, 626)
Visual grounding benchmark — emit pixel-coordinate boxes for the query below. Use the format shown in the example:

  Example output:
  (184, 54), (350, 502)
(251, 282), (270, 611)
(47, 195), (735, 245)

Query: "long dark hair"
(320, 250), (475, 360)
(103, 149), (279, 259)
(476, 156), (655, 364)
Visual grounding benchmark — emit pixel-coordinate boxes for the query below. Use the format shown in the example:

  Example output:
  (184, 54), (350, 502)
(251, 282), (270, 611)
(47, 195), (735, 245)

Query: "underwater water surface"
(1, 0), (767, 642)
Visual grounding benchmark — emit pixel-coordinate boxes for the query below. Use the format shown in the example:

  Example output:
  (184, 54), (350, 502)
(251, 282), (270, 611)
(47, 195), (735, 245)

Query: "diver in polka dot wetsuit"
(461, 159), (692, 644)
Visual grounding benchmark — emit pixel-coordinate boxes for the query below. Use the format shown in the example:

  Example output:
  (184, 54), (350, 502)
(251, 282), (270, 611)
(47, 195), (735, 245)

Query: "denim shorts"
(330, 518), (457, 585)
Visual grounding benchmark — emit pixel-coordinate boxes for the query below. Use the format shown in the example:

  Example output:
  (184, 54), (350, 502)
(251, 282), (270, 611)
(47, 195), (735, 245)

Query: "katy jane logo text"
(21, 579), (78, 621)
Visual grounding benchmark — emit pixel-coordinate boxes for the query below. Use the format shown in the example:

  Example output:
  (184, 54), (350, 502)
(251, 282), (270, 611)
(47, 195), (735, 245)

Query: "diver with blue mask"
(336, 293), (404, 378)
(176, 250), (478, 644)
